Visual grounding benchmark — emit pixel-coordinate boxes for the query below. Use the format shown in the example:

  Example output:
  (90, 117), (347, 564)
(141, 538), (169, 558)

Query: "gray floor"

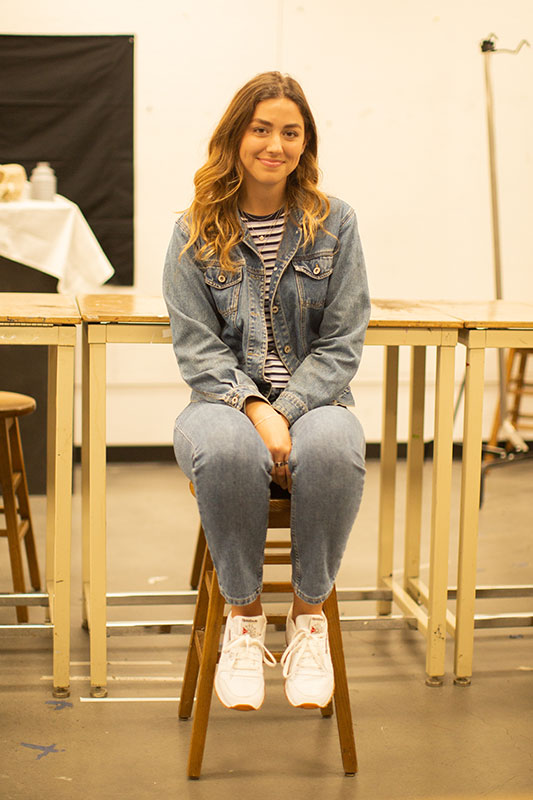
(1, 458), (532, 799)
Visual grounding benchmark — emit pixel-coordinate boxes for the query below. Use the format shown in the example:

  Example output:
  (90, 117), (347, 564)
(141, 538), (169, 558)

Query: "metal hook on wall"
(481, 33), (530, 55)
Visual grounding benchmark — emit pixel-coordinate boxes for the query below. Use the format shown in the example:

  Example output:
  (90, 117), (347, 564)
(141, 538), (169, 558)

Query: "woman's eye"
(253, 127), (267, 135)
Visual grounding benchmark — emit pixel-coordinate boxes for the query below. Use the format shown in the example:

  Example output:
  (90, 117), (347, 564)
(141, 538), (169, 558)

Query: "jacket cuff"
(272, 391), (308, 426)
(223, 387), (266, 412)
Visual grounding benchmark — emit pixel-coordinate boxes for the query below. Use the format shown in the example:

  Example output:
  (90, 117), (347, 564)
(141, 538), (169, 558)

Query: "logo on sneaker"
(240, 618), (260, 638)
(309, 617), (326, 635)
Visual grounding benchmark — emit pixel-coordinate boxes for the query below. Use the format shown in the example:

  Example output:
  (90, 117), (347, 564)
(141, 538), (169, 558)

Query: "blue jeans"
(173, 401), (366, 605)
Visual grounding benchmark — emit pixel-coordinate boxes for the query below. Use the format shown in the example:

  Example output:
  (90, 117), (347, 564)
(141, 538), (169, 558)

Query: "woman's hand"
(245, 400), (292, 491)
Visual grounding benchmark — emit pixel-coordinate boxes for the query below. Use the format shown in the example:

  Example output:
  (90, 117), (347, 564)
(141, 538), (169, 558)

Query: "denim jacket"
(163, 196), (370, 426)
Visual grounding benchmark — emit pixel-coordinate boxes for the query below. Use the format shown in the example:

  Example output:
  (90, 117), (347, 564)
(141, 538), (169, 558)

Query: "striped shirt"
(240, 208), (290, 389)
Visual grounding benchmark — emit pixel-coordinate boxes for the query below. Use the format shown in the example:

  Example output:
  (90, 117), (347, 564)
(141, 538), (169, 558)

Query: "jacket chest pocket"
(203, 266), (243, 321)
(293, 255), (333, 308)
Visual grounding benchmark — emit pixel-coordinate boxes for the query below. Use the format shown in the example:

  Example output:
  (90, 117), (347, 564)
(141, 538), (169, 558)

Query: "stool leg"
(0, 419), (29, 623)
(10, 419), (41, 590)
(189, 523), (206, 590)
(323, 587), (358, 776)
(187, 566), (226, 780)
(180, 529), (210, 720)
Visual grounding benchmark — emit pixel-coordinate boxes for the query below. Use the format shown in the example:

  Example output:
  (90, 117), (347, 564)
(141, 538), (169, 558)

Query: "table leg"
(45, 346), (57, 625)
(81, 324), (108, 697)
(454, 331), (486, 685)
(404, 346), (426, 601)
(47, 337), (75, 698)
(377, 346), (399, 615)
(81, 327), (90, 632)
(425, 342), (455, 685)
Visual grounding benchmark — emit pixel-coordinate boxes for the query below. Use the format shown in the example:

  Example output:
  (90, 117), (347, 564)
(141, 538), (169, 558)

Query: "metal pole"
(482, 40), (504, 301)
(481, 35), (529, 440)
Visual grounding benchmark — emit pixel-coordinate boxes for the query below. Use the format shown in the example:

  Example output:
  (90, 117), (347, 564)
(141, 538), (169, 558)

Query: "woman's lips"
(259, 158), (283, 167)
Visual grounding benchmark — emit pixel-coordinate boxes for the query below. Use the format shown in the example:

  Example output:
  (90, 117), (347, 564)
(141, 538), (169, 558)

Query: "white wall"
(4, 1), (533, 444)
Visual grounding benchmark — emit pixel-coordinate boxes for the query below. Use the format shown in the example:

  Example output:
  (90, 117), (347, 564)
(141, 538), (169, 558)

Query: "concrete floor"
(1, 458), (532, 799)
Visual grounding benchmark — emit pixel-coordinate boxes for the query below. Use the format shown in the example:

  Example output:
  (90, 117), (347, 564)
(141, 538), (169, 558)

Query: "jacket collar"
(238, 206), (303, 263)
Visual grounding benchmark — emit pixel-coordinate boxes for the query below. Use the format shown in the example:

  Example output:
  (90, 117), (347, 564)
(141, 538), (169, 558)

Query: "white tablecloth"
(0, 193), (115, 293)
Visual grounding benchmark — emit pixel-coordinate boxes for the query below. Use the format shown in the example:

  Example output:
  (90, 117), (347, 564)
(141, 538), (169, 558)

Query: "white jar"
(30, 162), (57, 201)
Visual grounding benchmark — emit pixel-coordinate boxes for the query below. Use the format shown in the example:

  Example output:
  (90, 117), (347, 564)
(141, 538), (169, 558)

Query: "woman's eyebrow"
(251, 117), (303, 129)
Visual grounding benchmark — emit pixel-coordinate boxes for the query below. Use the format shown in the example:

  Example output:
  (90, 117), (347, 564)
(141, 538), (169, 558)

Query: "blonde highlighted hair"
(181, 71), (330, 270)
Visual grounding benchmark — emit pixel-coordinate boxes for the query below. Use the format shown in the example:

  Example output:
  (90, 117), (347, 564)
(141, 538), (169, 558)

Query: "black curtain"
(0, 34), (134, 284)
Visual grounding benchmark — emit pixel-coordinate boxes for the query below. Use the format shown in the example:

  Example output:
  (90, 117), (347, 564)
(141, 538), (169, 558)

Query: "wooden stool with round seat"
(0, 391), (41, 622)
(180, 482), (358, 779)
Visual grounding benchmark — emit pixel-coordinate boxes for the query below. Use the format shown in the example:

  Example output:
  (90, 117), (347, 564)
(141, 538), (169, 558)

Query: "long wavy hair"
(181, 71), (330, 270)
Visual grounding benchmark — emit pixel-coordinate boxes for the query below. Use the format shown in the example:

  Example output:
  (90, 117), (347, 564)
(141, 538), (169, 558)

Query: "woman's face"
(238, 97), (306, 196)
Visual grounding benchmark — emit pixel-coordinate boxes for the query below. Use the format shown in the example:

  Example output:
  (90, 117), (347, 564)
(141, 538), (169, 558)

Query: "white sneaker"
(214, 613), (276, 711)
(281, 606), (334, 708)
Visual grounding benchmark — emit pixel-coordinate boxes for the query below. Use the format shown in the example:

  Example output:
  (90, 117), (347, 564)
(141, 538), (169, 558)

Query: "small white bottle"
(30, 162), (57, 201)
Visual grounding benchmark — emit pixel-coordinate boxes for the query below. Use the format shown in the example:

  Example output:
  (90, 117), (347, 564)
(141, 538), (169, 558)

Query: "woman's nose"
(266, 133), (283, 152)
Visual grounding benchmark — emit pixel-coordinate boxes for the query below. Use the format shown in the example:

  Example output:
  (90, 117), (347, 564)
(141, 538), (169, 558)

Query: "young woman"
(163, 71), (370, 712)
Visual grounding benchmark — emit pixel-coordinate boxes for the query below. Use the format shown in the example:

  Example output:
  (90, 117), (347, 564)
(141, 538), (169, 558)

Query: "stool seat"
(0, 391), (36, 419)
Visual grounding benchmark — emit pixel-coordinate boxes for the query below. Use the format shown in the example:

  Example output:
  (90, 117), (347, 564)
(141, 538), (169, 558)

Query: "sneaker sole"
(284, 685), (334, 710)
(214, 685), (264, 712)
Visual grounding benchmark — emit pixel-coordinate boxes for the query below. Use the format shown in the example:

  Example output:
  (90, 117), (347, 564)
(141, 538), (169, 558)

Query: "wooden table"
(79, 294), (462, 695)
(0, 293), (79, 697)
(429, 301), (533, 685)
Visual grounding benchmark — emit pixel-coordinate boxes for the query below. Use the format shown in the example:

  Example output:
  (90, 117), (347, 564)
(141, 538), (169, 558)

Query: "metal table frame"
(0, 294), (78, 697)
(450, 321), (533, 685)
(80, 297), (460, 696)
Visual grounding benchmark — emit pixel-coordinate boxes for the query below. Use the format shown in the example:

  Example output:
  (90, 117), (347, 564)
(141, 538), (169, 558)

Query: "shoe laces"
(281, 627), (328, 678)
(222, 631), (277, 672)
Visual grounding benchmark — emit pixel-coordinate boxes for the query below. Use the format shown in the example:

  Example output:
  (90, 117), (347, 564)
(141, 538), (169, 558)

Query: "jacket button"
(272, 305), (279, 314)
(284, 345), (291, 354)
(313, 265), (321, 275)
(218, 273), (226, 283)
(231, 396), (238, 406)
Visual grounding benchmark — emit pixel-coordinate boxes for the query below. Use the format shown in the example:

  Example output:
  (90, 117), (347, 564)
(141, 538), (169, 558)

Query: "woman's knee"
(291, 406), (366, 473)
(174, 402), (272, 478)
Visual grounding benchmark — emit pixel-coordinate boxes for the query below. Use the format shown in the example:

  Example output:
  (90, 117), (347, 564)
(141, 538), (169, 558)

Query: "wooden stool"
(0, 391), (41, 622)
(180, 483), (358, 779)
